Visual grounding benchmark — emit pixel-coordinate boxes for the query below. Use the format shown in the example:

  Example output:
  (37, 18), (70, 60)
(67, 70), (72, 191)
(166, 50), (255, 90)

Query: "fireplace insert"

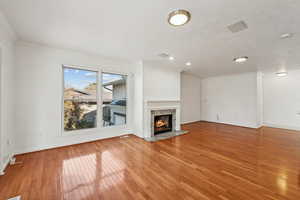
(154, 114), (172, 135)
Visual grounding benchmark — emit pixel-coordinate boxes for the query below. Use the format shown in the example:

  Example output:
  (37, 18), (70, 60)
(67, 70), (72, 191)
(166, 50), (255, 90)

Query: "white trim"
(63, 64), (98, 72)
(145, 100), (181, 103)
(0, 44), (2, 175)
(15, 128), (133, 155)
(201, 120), (259, 129)
(181, 120), (201, 125)
(0, 154), (13, 175)
(101, 69), (130, 76)
(61, 65), (64, 136)
(97, 68), (102, 128)
(263, 123), (300, 131)
(61, 124), (127, 137)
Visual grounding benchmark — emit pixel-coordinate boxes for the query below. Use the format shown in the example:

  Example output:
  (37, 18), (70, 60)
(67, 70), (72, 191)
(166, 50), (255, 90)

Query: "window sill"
(61, 124), (128, 137)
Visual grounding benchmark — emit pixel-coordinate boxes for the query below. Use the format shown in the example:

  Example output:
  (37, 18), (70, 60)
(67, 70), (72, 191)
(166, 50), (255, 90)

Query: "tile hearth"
(144, 130), (189, 142)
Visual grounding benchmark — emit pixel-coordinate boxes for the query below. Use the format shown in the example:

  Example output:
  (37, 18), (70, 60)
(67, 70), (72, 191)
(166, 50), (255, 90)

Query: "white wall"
(143, 62), (181, 101)
(132, 61), (144, 137)
(180, 73), (201, 124)
(256, 71), (263, 127)
(14, 41), (139, 154)
(263, 69), (300, 130)
(201, 72), (259, 128)
(0, 11), (17, 173)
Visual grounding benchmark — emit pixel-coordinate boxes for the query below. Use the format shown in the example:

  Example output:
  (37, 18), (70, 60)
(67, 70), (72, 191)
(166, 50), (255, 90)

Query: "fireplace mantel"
(144, 100), (180, 109)
(145, 100), (181, 103)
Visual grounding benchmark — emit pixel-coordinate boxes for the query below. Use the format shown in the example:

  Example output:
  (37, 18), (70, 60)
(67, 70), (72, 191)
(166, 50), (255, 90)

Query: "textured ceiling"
(0, 0), (300, 77)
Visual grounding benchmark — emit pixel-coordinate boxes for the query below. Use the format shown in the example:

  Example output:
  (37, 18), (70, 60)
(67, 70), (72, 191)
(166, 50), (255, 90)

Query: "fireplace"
(150, 108), (176, 137)
(154, 114), (172, 135)
(145, 101), (180, 139)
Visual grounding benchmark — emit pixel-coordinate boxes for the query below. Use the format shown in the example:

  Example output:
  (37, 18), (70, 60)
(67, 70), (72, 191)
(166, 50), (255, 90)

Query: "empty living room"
(0, 0), (300, 199)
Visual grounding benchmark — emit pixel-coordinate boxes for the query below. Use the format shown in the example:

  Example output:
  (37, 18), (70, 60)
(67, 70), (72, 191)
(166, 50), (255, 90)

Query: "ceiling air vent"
(157, 53), (170, 58)
(227, 20), (248, 33)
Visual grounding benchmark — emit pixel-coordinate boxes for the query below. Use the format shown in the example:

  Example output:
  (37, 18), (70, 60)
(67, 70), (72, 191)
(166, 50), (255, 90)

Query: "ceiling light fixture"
(169, 56), (175, 60)
(186, 62), (192, 66)
(280, 33), (293, 39)
(168, 10), (191, 26)
(276, 71), (288, 77)
(233, 56), (248, 63)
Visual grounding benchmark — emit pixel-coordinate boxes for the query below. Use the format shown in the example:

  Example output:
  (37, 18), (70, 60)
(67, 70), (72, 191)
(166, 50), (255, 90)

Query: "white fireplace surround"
(143, 100), (181, 138)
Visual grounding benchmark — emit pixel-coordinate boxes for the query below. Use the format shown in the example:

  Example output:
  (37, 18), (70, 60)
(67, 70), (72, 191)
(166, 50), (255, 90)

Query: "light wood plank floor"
(1, 122), (300, 200)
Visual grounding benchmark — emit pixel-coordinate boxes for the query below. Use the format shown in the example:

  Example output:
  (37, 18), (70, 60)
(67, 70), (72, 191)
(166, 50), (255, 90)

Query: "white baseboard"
(200, 120), (259, 129)
(0, 154), (14, 175)
(181, 120), (201, 125)
(14, 132), (131, 155)
(263, 123), (300, 131)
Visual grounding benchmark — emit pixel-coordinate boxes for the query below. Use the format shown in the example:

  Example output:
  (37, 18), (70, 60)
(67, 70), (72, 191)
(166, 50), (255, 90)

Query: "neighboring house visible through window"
(63, 66), (127, 132)
(63, 67), (97, 131)
(102, 73), (127, 127)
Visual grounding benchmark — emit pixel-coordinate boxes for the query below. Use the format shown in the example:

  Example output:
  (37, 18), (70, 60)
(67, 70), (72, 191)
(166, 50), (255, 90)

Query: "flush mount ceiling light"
(186, 62), (192, 66)
(276, 71), (288, 77)
(280, 33), (293, 39)
(168, 10), (191, 26)
(233, 56), (248, 63)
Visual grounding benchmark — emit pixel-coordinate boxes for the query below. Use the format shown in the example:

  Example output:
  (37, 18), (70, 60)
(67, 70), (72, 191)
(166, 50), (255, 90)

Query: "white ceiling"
(0, 0), (300, 77)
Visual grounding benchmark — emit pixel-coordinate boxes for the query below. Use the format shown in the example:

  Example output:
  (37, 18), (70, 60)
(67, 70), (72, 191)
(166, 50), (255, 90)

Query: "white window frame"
(61, 65), (129, 136)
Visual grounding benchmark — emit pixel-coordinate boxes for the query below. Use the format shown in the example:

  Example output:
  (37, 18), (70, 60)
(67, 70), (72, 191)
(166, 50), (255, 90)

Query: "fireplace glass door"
(154, 114), (172, 135)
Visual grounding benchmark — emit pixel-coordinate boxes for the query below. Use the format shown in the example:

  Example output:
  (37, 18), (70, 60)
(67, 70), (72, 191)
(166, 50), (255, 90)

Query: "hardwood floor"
(1, 122), (300, 200)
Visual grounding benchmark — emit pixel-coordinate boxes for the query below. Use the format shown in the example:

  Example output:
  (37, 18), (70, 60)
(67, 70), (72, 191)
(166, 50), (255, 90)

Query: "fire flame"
(156, 120), (168, 128)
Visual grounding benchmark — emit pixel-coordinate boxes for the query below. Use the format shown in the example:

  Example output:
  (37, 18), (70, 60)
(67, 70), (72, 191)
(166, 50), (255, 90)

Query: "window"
(63, 67), (97, 131)
(102, 73), (127, 127)
(63, 66), (128, 132)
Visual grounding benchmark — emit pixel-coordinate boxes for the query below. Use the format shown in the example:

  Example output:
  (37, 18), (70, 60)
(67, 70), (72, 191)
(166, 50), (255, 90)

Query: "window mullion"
(97, 68), (103, 128)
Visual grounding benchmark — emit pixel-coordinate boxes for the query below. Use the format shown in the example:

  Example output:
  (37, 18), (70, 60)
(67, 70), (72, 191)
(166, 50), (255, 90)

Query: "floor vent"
(8, 196), (21, 200)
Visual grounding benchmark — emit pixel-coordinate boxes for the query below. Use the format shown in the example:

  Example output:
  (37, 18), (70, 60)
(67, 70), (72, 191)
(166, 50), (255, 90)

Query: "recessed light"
(276, 72), (288, 77)
(186, 62), (192, 66)
(169, 56), (174, 61)
(233, 56), (248, 63)
(280, 33), (293, 39)
(168, 10), (191, 26)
